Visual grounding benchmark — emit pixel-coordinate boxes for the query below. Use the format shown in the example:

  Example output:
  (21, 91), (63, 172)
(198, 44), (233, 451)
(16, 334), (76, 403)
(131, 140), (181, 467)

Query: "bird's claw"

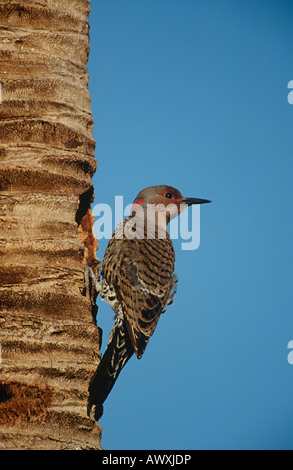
(83, 263), (102, 295)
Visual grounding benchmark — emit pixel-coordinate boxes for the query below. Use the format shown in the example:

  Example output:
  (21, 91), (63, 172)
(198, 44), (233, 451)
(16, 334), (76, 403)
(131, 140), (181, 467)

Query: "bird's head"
(131, 185), (211, 224)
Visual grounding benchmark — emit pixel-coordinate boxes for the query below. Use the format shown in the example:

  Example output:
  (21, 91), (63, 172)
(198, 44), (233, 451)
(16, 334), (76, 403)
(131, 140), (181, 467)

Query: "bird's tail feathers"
(88, 320), (134, 420)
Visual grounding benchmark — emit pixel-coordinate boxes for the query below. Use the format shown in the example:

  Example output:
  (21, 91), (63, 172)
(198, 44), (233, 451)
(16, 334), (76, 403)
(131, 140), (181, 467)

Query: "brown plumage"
(86, 185), (210, 420)
(102, 218), (176, 359)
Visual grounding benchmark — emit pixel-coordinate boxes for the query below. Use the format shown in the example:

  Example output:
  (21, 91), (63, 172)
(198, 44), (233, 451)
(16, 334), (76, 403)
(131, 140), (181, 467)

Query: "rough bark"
(0, 0), (101, 450)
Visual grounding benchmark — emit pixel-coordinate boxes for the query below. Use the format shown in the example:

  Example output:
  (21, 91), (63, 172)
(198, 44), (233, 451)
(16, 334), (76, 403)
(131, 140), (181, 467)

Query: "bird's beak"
(180, 197), (211, 206)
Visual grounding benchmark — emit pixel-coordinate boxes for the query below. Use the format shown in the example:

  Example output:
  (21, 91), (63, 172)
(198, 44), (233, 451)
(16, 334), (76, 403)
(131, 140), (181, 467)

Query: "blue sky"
(88, 0), (293, 450)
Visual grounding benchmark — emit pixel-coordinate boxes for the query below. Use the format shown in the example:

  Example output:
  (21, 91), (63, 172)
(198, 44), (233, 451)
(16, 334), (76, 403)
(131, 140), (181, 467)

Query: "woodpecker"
(86, 185), (211, 420)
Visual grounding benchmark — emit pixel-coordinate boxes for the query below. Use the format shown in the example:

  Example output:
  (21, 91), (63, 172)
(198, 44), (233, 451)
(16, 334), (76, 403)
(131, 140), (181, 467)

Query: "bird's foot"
(83, 262), (102, 295)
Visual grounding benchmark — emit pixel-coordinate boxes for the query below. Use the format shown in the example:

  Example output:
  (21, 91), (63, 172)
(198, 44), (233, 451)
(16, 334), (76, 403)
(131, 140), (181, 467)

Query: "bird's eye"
(165, 192), (173, 199)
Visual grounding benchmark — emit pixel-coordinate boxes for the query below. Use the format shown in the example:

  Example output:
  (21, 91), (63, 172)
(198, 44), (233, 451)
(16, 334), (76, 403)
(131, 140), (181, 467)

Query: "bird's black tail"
(88, 320), (134, 420)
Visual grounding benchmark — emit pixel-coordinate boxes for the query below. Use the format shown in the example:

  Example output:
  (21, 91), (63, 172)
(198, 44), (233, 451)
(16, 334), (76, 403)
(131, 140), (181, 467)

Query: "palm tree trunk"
(0, 0), (101, 450)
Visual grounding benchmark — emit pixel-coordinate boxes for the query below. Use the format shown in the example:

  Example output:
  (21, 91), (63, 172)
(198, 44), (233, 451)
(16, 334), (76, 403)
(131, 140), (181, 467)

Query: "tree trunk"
(0, 0), (101, 450)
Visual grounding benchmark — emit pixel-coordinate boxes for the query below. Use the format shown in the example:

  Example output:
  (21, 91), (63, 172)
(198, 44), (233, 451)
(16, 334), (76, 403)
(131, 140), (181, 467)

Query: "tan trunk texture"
(0, 0), (101, 450)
